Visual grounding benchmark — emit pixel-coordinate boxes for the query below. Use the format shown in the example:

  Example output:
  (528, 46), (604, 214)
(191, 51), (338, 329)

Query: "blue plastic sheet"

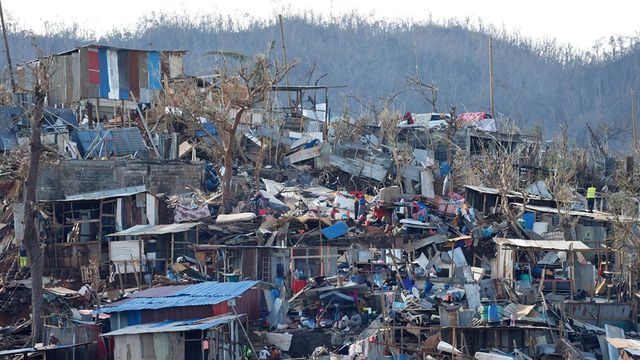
(321, 221), (349, 239)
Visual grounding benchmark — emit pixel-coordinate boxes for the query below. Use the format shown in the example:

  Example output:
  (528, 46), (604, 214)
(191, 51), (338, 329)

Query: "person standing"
(18, 243), (28, 268)
(587, 185), (597, 213)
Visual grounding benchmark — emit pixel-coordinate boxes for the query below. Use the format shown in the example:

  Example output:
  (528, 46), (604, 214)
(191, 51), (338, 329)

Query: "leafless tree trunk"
(221, 109), (244, 212)
(161, 53), (295, 213)
(23, 57), (49, 345)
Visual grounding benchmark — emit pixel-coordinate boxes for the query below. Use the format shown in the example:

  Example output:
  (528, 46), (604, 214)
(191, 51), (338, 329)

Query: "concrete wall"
(37, 160), (205, 200)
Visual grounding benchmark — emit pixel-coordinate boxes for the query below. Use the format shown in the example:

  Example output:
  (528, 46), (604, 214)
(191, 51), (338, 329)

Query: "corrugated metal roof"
(97, 280), (259, 314)
(173, 280), (257, 297)
(74, 128), (149, 159)
(625, 348), (640, 356)
(0, 107), (77, 149)
(43, 108), (78, 128)
(606, 338), (640, 350)
(97, 296), (230, 313)
(128, 284), (190, 298)
(102, 314), (237, 336)
(494, 238), (590, 251)
(55, 45), (188, 57)
(511, 203), (616, 222)
(59, 185), (147, 202)
(464, 185), (500, 195)
(107, 222), (202, 237)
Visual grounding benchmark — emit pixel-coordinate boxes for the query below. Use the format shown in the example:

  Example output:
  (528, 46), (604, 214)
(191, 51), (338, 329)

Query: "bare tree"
(164, 53), (295, 212)
(602, 161), (640, 300)
(407, 76), (438, 112)
(379, 108), (412, 191)
(22, 47), (53, 345)
(542, 124), (584, 240)
(452, 129), (530, 237)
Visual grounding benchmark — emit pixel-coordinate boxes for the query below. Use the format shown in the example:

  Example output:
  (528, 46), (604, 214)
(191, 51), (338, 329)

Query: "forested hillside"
(4, 12), (640, 149)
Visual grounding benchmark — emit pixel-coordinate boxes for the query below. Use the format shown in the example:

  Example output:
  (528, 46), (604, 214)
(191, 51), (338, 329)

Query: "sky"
(2, 0), (638, 50)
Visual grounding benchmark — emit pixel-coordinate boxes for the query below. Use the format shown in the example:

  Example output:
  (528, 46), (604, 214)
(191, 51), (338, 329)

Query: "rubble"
(0, 42), (634, 360)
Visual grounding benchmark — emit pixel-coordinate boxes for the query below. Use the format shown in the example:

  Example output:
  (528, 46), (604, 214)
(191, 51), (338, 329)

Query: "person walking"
(587, 185), (597, 213)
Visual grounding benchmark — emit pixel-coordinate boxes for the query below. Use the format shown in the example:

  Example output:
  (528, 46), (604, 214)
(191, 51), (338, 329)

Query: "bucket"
(480, 305), (489, 322)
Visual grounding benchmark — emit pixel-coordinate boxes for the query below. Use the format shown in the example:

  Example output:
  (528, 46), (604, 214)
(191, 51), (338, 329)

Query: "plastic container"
(488, 304), (500, 322)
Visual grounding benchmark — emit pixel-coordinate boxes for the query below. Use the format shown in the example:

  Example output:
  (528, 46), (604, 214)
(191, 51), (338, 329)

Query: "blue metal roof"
(43, 108), (78, 128)
(97, 280), (258, 314)
(0, 106), (22, 150)
(173, 280), (257, 297)
(74, 127), (149, 159)
(102, 314), (238, 336)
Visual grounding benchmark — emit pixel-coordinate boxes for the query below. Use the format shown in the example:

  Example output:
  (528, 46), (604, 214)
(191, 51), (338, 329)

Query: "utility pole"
(632, 89), (638, 153)
(489, 35), (495, 118)
(278, 15), (292, 109)
(0, 0), (15, 93)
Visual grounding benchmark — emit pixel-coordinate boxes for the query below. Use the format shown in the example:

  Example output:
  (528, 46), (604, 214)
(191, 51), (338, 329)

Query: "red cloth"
(292, 279), (307, 294)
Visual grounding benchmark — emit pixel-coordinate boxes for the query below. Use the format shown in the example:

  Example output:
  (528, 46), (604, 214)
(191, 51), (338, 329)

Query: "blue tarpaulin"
(195, 122), (218, 138)
(321, 221), (349, 240)
(522, 212), (535, 231)
(98, 48), (109, 97)
(148, 51), (162, 90)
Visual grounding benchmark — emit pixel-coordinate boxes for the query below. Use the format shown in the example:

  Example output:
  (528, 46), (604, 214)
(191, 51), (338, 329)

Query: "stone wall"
(37, 159), (205, 200)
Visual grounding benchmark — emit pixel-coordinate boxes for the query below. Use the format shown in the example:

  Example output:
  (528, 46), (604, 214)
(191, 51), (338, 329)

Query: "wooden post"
(131, 255), (141, 290)
(116, 265), (124, 296)
(96, 98), (101, 126)
(171, 233), (175, 265)
(319, 220), (324, 276)
(632, 89), (638, 152)
(120, 100), (125, 128)
(129, 91), (162, 158)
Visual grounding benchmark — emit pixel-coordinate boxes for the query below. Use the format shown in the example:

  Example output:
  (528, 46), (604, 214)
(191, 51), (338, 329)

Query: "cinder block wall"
(37, 160), (205, 200)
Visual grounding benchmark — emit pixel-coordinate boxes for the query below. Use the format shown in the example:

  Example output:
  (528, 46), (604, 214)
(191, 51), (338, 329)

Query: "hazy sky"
(3, 0), (638, 50)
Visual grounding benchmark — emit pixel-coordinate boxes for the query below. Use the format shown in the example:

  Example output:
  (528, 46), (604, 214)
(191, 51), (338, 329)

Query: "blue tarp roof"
(96, 280), (259, 314)
(74, 127), (149, 159)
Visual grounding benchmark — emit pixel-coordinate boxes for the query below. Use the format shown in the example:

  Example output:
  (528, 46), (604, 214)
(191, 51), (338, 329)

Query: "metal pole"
(0, 0), (15, 93)
(489, 35), (495, 118)
(231, 305), (255, 356)
(278, 15), (292, 108)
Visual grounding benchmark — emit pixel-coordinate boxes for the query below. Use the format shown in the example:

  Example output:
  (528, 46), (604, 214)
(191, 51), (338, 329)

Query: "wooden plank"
(284, 145), (322, 165)
(178, 141), (194, 158)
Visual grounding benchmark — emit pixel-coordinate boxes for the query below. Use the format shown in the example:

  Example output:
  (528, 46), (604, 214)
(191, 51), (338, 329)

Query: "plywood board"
(109, 240), (143, 273)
